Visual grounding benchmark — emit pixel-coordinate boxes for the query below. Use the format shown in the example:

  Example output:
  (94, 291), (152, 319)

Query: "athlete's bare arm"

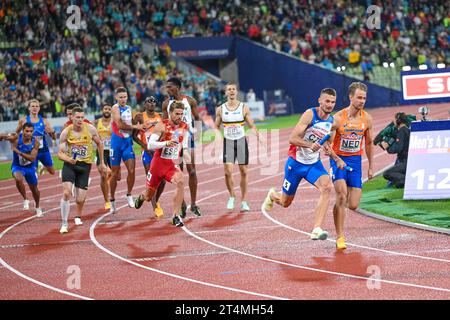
(57, 128), (76, 164)
(88, 124), (106, 170)
(132, 113), (147, 149)
(0, 132), (18, 141)
(364, 112), (374, 179)
(214, 106), (222, 129)
(243, 104), (260, 141)
(162, 100), (169, 119)
(43, 118), (57, 140)
(187, 96), (200, 121)
(289, 109), (321, 151)
(15, 117), (26, 134)
(111, 104), (143, 131)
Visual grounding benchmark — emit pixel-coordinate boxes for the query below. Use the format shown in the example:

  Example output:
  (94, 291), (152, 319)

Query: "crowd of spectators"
(1, 0), (448, 121)
(0, 1), (224, 121)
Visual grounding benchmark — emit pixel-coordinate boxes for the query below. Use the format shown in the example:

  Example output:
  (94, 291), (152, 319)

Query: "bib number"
(339, 135), (363, 153)
(102, 139), (111, 150)
(36, 136), (44, 149)
(71, 145), (88, 159)
(161, 145), (179, 160)
(19, 154), (32, 166)
(224, 125), (244, 140)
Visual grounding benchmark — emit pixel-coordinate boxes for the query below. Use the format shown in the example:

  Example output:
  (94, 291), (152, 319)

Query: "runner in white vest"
(162, 77), (202, 218)
(214, 83), (260, 212)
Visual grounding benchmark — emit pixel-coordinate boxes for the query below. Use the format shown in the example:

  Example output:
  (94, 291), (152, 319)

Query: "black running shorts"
(96, 149), (111, 168)
(223, 137), (249, 165)
(61, 161), (92, 190)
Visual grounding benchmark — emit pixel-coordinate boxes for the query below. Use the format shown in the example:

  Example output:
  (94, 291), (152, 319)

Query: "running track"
(1, 104), (449, 300)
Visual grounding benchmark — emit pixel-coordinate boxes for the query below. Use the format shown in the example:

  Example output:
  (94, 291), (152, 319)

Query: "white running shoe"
(110, 200), (117, 214)
(310, 227), (329, 240)
(226, 197), (235, 210)
(36, 208), (43, 217)
(74, 217), (83, 226)
(263, 188), (275, 211)
(23, 199), (30, 211)
(241, 201), (250, 212)
(126, 195), (135, 208)
(60, 225), (69, 234)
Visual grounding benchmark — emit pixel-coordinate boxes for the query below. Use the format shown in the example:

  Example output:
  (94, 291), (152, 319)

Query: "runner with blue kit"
(109, 87), (144, 214)
(263, 88), (347, 241)
(15, 99), (57, 175)
(1, 123), (43, 216)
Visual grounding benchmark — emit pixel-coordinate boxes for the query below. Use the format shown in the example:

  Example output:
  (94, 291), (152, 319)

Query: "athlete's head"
(65, 103), (80, 121)
(169, 101), (185, 125)
(166, 77), (182, 97)
(22, 122), (35, 140)
(115, 87), (128, 107)
(348, 82), (367, 110)
(318, 88), (336, 115)
(225, 83), (238, 100)
(102, 104), (112, 118)
(144, 96), (157, 113)
(72, 107), (85, 128)
(28, 99), (40, 116)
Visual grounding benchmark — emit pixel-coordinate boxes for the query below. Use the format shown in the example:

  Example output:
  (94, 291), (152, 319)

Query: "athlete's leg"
(312, 175), (333, 229)
(170, 171), (184, 217)
(75, 188), (88, 218)
(270, 191), (295, 208)
(12, 171), (27, 201)
(186, 163), (197, 205)
(224, 163), (235, 198)
(39, 151), (55, 175)
(123, 158), (136, 195)
(238, 164), (248, 202)
(109, 165), (120, 200)
(28, 184), (40, 209)
(347, 187), (362, 211)
(333, 180), (348, 238)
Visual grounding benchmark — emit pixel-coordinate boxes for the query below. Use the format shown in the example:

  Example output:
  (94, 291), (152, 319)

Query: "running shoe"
(336, 236), (347, 250)
(241, 201), (250, 212)
(154, 202), (164, 217)
(310, 227), (328, 240)
(104, 201), (111, 211)
(23, 199), (30, 211)
(134, 195), (144, 209)
(172, 215), (184, 227)
(38, 163), (45, 175)
(226, 197), (235, 210)
(60, 225), (69, 234)
(191, 205), (202, 217)
(36, 208), (43, 217)
(126, 194), (135, 208)
(74, 216), (83, 226)
(110, 200), (117, 214)
(263, 188), (276, 211)
(179, 201), (187, 218)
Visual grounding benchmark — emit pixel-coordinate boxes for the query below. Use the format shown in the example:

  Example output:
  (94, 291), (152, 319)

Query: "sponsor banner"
(154, 36), (235, 60)
(247, 101), (265, 120)
(266, 100), (292, 116)
(401, 68), (450, 103)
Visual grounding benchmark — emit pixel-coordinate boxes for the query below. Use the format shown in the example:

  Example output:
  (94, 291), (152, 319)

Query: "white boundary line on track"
(0, 215), (93, 300)
(89, 207), (289, 300)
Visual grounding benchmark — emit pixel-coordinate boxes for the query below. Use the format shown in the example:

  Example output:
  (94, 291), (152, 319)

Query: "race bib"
(161, 145), (179, 160)
(339, 135), (363, 153)
(102, 139), (111, 150)
(36, 136), (44, 149)
(71, 145), (88, 159)
(224, 124), (244, 140)
(18, 154), (32, 166)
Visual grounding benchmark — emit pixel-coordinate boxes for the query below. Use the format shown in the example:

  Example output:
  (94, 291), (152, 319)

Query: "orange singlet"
(139, 112), (162, 148)
(332, 107), (369, 156)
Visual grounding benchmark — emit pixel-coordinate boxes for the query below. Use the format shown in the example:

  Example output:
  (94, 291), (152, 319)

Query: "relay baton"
(318, 134), (353, 172)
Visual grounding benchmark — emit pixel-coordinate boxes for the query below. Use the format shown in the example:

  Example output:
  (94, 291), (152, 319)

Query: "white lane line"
(0, 215), (93, 300)
(182, 226), (450, 293)
(90, 209), (289, 300)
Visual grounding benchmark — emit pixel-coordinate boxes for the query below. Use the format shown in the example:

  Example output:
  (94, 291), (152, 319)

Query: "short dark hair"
(72, 107), (84, 114)
(167, 77), (182, 88)
(115, 87), (127, 95)
(66, 103), (81, 112)
(169, 101), (185, 112)
(22, 122), (35, 131)
(395, 112), (408, 126)
(145, 96), (157, 104)
(320, 88), (336, 96)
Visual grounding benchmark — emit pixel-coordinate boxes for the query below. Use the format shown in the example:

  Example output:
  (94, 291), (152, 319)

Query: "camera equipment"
(373, 113), (416, 148)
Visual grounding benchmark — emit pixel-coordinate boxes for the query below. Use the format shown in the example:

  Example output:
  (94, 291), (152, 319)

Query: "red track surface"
(1, 104), (449, 300)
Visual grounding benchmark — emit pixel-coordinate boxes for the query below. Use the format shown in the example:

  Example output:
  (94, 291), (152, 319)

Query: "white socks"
(61, 199), (70, 227)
